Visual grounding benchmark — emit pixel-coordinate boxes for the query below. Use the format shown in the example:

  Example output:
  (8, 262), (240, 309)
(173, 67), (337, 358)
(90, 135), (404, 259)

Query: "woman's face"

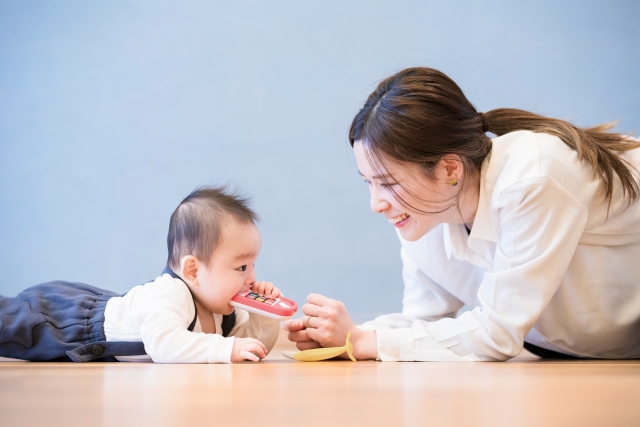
(353, 140), (469, 242)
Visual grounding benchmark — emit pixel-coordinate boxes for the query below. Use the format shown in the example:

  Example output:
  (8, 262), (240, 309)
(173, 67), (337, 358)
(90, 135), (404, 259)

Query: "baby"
(0, 185), (281, 363)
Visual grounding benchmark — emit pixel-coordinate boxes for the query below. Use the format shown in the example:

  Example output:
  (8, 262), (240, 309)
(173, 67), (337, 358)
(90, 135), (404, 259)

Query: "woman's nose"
(370, 187), (391, 213)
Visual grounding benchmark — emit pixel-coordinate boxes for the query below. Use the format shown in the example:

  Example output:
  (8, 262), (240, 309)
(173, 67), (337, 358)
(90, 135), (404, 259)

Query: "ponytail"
(483, 108), (640, 209)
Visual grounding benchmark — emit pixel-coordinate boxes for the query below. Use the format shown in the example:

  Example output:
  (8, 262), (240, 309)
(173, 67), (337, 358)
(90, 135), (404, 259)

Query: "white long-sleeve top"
(360, 130), (640, 361)
(103, 273), (280, 363)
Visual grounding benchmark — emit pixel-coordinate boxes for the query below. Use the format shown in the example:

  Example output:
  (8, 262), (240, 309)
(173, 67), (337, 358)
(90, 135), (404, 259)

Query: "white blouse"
(360, 130), (640, 361)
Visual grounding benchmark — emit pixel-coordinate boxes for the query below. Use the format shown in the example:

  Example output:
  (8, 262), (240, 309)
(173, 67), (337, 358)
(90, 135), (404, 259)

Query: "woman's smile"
(389, 213), (410, 227)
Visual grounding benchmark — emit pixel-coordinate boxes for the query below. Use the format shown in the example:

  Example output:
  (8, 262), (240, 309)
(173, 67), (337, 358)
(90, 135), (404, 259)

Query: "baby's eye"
(236, 265), (247, 272)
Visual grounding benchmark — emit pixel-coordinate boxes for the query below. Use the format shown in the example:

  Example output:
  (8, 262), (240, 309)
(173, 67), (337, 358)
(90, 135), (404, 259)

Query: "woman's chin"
(397, 222), (429, 242)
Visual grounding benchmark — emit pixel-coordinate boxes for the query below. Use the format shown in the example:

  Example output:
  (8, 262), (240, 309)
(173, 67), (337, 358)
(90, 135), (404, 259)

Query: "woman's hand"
(283, 318), (323, 351)
(283, 293), (378, 360)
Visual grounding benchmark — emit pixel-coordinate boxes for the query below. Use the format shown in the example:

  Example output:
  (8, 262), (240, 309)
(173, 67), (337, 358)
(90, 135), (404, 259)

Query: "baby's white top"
(360, 130), (640, 361)
(103, 273), (280, 363)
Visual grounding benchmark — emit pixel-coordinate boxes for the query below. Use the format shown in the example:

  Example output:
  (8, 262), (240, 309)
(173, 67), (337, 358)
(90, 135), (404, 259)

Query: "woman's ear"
(439, 154), (463, 180)
(180, 255), (199, 286)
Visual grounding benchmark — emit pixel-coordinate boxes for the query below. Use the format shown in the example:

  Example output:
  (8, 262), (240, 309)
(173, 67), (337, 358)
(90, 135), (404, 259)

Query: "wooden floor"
(1, 331), (639, 427)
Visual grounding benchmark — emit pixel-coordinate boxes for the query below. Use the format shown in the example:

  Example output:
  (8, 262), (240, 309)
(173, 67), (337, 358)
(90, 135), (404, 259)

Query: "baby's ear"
(180, 256), (199, 284)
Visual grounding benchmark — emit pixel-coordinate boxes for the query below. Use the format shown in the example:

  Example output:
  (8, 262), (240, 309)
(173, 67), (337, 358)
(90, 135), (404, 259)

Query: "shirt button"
(91, 345), (104, 356)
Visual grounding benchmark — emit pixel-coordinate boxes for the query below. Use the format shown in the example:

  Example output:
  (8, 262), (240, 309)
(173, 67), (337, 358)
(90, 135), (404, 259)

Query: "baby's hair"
(167, 185), (258, 271)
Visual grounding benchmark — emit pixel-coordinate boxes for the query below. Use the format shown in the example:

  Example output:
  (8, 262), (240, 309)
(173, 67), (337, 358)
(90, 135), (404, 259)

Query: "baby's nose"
(243, 271), (256, 288)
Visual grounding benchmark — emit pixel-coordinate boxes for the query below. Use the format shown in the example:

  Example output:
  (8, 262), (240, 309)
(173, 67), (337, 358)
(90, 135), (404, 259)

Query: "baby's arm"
(129, 277), (242, 363)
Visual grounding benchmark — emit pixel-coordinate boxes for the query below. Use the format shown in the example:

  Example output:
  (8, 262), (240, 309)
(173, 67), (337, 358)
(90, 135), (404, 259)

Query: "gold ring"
(304, 315), (313, 329)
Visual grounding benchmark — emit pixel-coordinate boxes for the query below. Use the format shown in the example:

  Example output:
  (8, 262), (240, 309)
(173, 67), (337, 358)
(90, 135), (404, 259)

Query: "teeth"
(389, 214), (409, 224)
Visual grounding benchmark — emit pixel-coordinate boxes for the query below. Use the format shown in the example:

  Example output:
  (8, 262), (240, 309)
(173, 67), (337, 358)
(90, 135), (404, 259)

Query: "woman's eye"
(236, 265), (247, 272)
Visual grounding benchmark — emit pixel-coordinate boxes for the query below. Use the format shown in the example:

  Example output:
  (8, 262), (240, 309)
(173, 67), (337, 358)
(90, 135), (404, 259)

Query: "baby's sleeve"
(227, 309), (281, 354)
(128, 277), (235, 363)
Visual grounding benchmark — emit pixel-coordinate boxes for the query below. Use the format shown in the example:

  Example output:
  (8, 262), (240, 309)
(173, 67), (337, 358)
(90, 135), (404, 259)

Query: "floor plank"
(1, 331), (639, 427)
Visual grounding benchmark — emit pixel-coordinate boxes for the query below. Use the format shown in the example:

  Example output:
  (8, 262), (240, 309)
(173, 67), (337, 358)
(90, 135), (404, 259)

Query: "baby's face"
(195, 220), (262, 315)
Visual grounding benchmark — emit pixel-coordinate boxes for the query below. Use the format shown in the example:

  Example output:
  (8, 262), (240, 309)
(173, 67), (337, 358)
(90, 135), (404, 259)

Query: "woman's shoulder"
(484, 130), (598, 200)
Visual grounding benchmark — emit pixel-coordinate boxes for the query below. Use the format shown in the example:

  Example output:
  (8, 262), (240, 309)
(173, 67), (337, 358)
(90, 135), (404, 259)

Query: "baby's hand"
(231, 337), (267, 362)
(250, 281), (281, 299)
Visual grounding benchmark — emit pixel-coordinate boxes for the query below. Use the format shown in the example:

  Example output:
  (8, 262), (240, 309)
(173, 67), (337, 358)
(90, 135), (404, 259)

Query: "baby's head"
(167, 185), (261, 314)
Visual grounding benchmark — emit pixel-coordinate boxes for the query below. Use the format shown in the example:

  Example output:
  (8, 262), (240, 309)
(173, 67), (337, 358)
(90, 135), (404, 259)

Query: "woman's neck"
(458, 170), (481, 229)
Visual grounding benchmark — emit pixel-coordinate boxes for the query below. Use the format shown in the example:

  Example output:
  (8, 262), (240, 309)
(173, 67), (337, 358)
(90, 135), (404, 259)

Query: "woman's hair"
(167, 185), (258, 271)
(349, 67), (640, 213)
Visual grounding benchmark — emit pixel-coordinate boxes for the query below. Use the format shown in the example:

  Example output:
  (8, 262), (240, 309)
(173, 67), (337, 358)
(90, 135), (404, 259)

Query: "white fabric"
(103, 274), (280, 363)
(360, 130), (640, 361)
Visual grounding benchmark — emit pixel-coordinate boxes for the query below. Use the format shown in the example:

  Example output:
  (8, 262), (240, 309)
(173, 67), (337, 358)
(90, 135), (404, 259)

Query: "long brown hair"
(349, 67), (640, 213)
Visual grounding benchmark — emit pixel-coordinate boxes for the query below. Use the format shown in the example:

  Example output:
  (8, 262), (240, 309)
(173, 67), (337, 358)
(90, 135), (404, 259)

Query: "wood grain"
(1, 331), (639, 427)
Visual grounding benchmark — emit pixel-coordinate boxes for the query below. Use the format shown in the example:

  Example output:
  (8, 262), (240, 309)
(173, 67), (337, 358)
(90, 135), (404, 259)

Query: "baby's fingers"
(251, 281), (267, 295)
(268, 285), (281, 299)
(261, 282), (278, 298)
(243, 342), (267, 361)
(240, 350), (261, 362)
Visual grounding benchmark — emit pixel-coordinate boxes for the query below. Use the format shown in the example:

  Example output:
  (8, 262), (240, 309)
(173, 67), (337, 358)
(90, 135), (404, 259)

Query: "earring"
(449, 178), (459, 187)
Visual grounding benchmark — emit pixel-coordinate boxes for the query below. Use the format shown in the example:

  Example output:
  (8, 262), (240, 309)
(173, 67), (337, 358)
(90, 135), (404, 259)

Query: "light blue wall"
(1, 1), (638, 320)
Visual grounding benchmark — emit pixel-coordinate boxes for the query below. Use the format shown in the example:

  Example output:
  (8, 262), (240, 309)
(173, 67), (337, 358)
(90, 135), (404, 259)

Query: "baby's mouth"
(389, 213), (410, 227)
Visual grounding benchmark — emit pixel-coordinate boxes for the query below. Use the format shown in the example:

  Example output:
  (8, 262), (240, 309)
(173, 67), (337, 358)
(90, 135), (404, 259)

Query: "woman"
(285, 67), (640, 361)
